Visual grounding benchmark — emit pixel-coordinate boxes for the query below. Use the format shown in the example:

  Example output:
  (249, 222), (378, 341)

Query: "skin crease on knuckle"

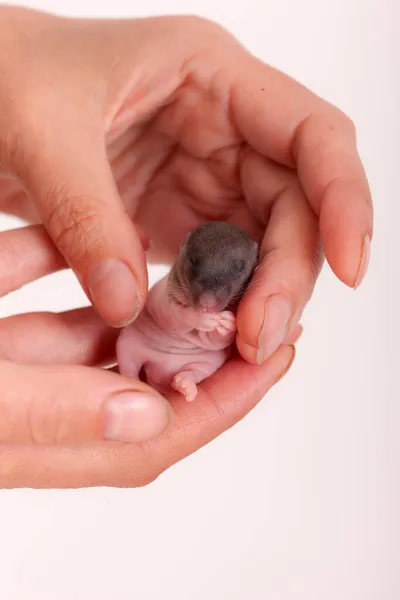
(45, 196), (96, 254)
(41, 193), (105, 265)
(19, 381), (67, 446)
(292, 106), (356, 159)
(291, 111), (360, 204)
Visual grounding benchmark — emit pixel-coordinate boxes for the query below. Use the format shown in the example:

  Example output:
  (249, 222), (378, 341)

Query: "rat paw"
(195, 312), (221, 332)
(172, 373), (198, 402)
(215, 311), (236, 336)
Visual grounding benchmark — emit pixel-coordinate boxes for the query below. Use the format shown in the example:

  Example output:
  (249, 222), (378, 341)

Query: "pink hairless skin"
(117, 222), (259, 402)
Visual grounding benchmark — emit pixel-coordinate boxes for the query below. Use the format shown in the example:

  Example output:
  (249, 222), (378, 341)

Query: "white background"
(0, 0), (398, 599)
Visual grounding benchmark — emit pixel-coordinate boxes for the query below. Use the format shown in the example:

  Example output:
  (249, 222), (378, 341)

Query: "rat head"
(171, 222), (259, 312)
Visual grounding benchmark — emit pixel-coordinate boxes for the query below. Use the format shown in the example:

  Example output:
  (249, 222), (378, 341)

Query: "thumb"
(14, 113), (147, 328)
(0, 361), (171, 445)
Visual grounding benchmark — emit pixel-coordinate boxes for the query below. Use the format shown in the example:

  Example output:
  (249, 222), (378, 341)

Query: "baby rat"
(117, 222), (259, 402)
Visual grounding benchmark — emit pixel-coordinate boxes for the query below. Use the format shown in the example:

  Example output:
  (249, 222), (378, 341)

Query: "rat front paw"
(195, 312), (221, 332)
(172, 373), (198, 402)
(215, 311), (236, 336)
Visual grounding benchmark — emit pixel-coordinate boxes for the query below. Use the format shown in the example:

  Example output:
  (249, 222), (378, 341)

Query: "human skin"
(0, 224), (299, 488)
(0, 7), (372, 488)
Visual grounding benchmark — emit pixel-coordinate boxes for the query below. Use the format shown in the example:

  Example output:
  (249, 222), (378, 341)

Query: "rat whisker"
(228, 280), (264, 305)
(242, 280), (264, 293)
(228, 289), (248, 306)
(167, 281), (190, 308)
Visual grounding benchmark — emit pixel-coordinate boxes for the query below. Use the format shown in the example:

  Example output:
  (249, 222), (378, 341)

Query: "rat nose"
(198, 292), (218, 311)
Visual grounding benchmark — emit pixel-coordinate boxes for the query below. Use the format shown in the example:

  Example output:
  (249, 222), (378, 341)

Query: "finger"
(0, 223), (151, 297)
(0, 307), (118, 366)
(0, 173), (40, 223)
(232, 57), (373, 287)
(0, 195), (40, 223)
(237, 154), (320, 364)
(0, 225), (65, 296)
(0, 360), (171, 446)
(10, 106), (148, 327)
(0, 345), (294, 488)
(283, 323), (303, 345)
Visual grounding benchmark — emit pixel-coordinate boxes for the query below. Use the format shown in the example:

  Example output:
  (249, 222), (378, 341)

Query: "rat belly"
(116, 313), (230, 397)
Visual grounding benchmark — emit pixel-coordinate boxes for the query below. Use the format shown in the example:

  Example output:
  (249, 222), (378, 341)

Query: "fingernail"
(104, 392), (171, 443)
(257, 295), (291, 364)
(353, 234), (371, 289)
(88, 259), (140, 327)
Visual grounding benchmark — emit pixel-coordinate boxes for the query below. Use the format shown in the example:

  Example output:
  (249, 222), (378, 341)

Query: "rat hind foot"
(172, 372), (199, 402)
(171, 358), (226, 402)
(172, 351), (226, 402)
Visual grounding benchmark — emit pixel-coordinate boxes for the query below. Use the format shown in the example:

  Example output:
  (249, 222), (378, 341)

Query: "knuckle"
(43, 193), (103, 264)
(179, 15), (224, 36)
(264, 250), (316, 303)
(133, 471), (161, 487)
(169, 15), (236, 55)
(26, 390), (67, 445)
(294, 107), (357, 161)
(287, 254), (316, 287)
(332, 106), (357, 137)
(321, 107), (357, 144)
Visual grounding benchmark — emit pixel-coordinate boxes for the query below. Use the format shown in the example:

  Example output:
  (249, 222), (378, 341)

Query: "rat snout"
(197, 292), (218, 311)
(188, 274), (232, 311)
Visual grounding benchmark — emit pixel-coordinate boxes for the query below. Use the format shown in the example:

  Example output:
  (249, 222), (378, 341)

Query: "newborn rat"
(117, 222), (259, 402)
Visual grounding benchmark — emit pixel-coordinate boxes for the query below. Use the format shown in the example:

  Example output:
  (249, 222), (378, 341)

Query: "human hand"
(0, 225), (297, 488)
(0, 7), (373, 361)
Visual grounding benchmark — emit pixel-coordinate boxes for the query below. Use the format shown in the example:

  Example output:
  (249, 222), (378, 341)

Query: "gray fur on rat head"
(169, 221), (259, 312)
